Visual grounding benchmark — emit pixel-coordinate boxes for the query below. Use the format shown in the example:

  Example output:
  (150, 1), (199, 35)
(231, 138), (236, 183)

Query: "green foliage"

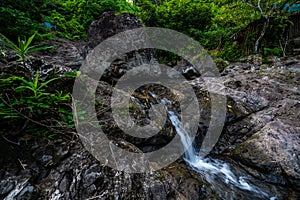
(52, 0), (138, 39)
(0, 7), (41, 40)
(49, 10), (86, 39)
(0, 0), (296, 61)
(0, 0), (138, 41)
(217, 44), (242, 61)
(15, 72), (58, 99)
(136, 0), (248, 60)
(1, 74), (68, 116)
(136, 0), (297, 60)
(264, 47), (283, 56)
(0, 32), (53, 61)
(138, 0), (212, 39)
(214, 58), (229, 72)
(0, 71), (74, 138)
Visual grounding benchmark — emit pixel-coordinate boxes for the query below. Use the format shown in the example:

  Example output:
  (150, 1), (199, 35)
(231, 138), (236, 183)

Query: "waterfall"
(151, 96), (276, 199)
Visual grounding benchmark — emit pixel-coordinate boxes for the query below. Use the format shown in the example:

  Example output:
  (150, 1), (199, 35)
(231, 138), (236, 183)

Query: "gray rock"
(83, 11), (155, 84)
(233, 120), (300, 187)
(87, 11), (143, 51)
(239, 54), (263, 65)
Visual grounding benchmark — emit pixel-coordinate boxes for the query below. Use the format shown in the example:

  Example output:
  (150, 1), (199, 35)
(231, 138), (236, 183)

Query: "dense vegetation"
(1, 0), (299, 57)
(0, 0), (137, 40)
(1, 0), (299, 139)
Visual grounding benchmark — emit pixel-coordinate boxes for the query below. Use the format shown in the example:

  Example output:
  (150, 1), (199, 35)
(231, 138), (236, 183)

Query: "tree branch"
(257, 0), (263, 15)
(255, 17), (270, 53)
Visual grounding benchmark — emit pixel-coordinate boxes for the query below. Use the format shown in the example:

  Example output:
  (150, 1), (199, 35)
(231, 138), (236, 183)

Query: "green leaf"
(15, 77), (34, 87)
(38, 77), (58, 90)
(26, 45), (53, 54)
(0, 32), (53, 61)
(24, 31), (36, 50)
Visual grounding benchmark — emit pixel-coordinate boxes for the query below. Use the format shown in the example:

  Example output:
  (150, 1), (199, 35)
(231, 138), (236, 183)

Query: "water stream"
(153, 96), (276, 199)
(129, 52), (279, 199)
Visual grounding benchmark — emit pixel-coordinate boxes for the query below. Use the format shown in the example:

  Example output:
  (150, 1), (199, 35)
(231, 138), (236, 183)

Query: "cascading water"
(130, 52), (278, 199)
(153, 97), (277, 200)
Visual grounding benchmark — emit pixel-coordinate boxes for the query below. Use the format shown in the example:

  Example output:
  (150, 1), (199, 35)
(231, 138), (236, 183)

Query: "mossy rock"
(214, 58), (229, 72)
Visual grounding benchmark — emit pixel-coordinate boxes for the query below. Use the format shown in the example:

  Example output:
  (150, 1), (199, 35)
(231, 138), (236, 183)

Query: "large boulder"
(210, 59), (300, 192)
(233, 119), (300, 186)
(86, 11), (143, 50)
(83, 11), (154, 84)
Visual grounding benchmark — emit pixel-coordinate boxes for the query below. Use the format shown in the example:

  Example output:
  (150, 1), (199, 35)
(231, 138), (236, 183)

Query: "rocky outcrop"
(83, 11), (154, 84)
(212, 57), (300, 192)
(0, 138), (222, 200)
(1, 12), (300, 199)
(234, 120), (300, 186)
(86, 11), (143, 50)
(2, 54), (299, 199)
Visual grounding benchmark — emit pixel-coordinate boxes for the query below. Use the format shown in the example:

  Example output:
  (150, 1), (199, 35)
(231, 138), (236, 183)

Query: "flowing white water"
(155, 97), (271, 198)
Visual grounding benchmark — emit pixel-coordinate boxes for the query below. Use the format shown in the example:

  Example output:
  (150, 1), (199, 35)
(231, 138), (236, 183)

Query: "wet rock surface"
(1, 13), (300, 200)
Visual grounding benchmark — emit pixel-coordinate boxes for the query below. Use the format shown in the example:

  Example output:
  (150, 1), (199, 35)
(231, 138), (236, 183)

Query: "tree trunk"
(254, 17), (269, 53)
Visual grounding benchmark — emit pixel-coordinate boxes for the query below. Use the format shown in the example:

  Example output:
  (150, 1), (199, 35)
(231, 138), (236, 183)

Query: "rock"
(239, 54), (263, 65)
(0, 138), (221, 200)
(225, 88), (269, 122)
(35, 37), (85, 70)
(82, 164), (104, 189)
(265, 56), (280, 64)
(16, 185), (38, 200)
(0, 180), (14, 195)
(2, 178), (30, 200)
(233, 120), (300, 187)
(211, 59), (300, 192)
(86, 11), (143, 50)
(83, 11), (154, 84)
(173, 59), (200, 80)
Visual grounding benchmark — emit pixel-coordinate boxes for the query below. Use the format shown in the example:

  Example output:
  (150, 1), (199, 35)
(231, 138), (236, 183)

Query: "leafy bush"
(49, 10), (86, 39)
(46, 0), (138, 40)
(0, 72), (75, 138)
(216, 41), (243, 61)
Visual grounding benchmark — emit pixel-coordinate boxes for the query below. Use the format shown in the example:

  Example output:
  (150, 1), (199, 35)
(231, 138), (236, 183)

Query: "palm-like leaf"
(0, 32), (53, 61)
(15, 73), (58, 98)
